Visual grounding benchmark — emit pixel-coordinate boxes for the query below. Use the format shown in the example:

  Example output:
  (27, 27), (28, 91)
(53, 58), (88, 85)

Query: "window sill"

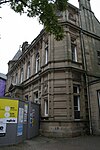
(41, 116), (49, 120)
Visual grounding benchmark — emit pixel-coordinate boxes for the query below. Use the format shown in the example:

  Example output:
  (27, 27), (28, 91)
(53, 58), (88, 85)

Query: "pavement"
(0, 135), (100, 150)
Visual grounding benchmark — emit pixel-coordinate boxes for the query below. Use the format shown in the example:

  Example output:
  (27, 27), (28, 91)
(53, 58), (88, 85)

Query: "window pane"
(73, 85), (79, 93)
(74, 95), (80, 119)
(27, 62), (30, 79)
(71, 43), (77, 62)
(20, 68), (24, 83)
(15, 73), (18, 84)
(45, 42), (48, 64)
(97, 51), (100, 56)
(74, 106), (78, 111)
(36, 53), (40, 73)
(44, 100), (48, 116)
(73, 86), (77, 93)
(74, 96), (78, 106)
(98, 91), (100, 108)
(74, 111), (80, 119)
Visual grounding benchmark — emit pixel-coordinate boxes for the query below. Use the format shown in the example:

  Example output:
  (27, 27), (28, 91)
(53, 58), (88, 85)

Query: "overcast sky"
(0, 0), (100, 74)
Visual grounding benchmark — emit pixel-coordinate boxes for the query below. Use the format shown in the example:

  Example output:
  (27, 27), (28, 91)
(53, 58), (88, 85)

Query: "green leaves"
(9, 0), (68, 40)
(56, 0), (67, 11)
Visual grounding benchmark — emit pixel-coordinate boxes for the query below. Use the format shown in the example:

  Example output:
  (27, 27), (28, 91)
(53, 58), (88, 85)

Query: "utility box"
(27, 102), (40, 139)
(0, 98), (39, 146)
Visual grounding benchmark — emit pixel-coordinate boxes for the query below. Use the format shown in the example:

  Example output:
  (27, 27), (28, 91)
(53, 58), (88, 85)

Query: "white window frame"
(36, 54), (40, 73)
(45, 43), (48, 64)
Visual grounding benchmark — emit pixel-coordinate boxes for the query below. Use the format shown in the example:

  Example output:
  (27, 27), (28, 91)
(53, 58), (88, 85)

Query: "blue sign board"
(17, 124), (23, 136)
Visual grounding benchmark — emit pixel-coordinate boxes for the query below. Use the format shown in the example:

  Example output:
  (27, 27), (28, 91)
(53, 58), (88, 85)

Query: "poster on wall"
(30, 109), (35, 127)
(0, 123), (6, 134)
(0, 99), (19, 124)
(17, 108), (24, 136)
(18, 108), (24, 123)
(24, 104), (28, 123)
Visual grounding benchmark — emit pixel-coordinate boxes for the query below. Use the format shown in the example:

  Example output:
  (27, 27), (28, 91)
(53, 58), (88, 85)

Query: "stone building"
(0, 73), (7, 97)
(5, 0), (100, 137)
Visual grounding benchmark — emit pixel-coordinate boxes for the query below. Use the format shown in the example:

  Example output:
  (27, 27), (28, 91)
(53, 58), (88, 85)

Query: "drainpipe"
(78, 9), (93, 135)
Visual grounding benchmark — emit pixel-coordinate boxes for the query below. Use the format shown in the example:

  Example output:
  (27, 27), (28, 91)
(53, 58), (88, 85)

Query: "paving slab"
(0, 135), (100, 150)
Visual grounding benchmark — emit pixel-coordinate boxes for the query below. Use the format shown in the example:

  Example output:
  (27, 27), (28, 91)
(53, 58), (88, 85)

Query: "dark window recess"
(71, 43), (77, 62)
(73, 85), (80, 119)
(73, 86), (78, 93)
(74, 96), (80, 119)
(25, 95), (28, 101)
(74, 111), (80, 119)
(74, 96), (78, 108)
(97, 51), (100, 64)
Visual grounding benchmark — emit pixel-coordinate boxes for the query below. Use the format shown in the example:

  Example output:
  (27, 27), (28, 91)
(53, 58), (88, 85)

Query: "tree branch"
(0, 0), (10, 5)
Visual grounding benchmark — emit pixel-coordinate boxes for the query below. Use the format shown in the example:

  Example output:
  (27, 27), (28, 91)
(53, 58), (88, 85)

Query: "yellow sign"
(0, 99), (19, 123)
